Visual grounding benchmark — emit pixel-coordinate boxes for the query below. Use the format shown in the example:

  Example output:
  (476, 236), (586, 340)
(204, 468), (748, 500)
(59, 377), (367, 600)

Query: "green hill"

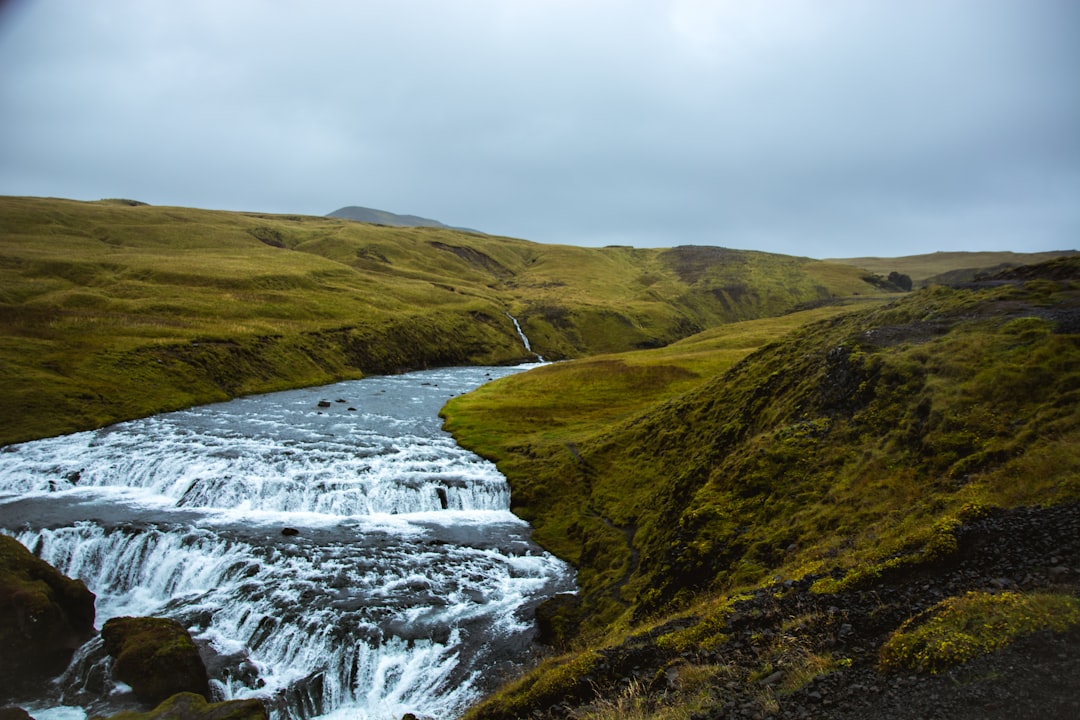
(443, 257), (1080, 719)
(0, 196), (888, 445)
(828, 250), (1077, 285)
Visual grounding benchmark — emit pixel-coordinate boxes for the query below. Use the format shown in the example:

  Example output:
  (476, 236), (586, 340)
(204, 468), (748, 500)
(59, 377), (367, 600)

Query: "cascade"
(0, 366), (573, 720)
(505, 312), (544, 362)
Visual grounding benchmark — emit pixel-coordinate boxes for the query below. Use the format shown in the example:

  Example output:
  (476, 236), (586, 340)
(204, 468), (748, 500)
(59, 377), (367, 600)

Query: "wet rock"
(0, 535), (96, 696)
(280, 528), (300, 537)
(90, 691), (267, 720)
(0, 708), (35, 720)
(101, 617), (210, 705)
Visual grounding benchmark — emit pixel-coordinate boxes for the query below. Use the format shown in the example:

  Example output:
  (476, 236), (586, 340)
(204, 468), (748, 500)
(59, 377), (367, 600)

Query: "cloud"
(0, 0), (1077, 257)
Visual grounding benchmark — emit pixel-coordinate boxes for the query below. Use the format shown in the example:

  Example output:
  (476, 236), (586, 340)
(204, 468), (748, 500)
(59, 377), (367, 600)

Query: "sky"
(0, 0), (1077, 258)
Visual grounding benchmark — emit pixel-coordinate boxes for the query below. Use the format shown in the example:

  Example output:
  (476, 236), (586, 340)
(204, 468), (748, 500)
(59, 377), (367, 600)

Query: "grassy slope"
(444, 257), (1080, 718)
(0, 196), (887, 445)
(827, 250), (1077, 284)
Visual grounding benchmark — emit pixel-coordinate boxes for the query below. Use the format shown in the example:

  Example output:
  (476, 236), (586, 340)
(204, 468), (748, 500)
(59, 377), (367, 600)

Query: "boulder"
(91, 692), (266, 720)
(0, 535), (96, 694)
(0, 708), (35, 720)
(101, 617), (210, 705)
(534, 592), (582, 647)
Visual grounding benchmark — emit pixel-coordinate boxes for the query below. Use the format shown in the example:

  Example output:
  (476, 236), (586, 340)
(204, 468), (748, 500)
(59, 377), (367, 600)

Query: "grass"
(0, 196), (895, 445)
(449, 257), (1080, 717)
(879, 591), (1080, 673)
(828, 250), (1077, 284)
(5, 196), (1076, 717)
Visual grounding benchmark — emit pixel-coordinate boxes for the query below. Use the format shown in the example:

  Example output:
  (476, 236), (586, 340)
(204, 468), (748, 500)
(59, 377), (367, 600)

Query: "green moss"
(879, 591), (1080, 673)
(101, 617), (209, 704)
(463, 651), (602, 720)
(655, 594), (749, 653)
(447, 262), (1080, 634)
(91, 692), (267, 720)
(0, 535), (96, 684)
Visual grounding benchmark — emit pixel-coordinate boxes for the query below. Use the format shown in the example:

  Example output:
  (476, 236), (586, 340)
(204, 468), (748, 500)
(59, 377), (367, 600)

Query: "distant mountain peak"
(327, 206), (485, 234)
(327, 205), (450, 229)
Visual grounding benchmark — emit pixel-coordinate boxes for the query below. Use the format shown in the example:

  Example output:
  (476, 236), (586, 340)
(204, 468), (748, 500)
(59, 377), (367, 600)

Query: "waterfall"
(505, 312), (544, 362)
(0, 366), (573, 720)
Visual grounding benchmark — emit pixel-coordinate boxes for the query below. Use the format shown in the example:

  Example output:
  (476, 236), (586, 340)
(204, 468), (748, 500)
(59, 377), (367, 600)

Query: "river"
(0, 364), (574, 720)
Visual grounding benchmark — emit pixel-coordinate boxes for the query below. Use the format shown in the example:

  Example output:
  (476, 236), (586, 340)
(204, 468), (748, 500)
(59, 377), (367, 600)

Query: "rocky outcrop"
(0, 535), (96, 696)
(101, 617), (210, 705)
(90, 692), (267, 720)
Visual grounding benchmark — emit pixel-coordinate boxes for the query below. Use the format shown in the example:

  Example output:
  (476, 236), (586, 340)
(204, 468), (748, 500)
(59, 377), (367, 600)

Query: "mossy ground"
(448, 258), (1080, 718)
(879, 591), (1080, 674)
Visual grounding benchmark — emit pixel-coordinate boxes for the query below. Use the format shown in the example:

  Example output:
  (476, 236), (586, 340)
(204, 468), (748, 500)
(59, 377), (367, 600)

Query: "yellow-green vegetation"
(0, 196), (888, 445)
(465, 650), (603, 720)
(94, 692), (267, 720)
(100, 616), (209, 704)
(829, 250), (1076, 284)
(449, 264), (1080, 624)
(879, 591), (1080, 673)
(450, 257), (1080, 717)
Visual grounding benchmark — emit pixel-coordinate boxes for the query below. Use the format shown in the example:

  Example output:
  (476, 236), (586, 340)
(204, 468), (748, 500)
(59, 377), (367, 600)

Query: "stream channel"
(0, 363), (574, 720)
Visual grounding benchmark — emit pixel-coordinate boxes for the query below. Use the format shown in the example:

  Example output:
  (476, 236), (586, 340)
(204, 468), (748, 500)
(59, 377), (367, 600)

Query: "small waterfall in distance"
(506, 312), (544, 363)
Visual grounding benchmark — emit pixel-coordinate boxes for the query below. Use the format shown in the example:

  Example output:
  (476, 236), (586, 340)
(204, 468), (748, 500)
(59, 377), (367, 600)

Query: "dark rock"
(101, 617), (209, 705)
(534, 592), (582, 647)
(0, 535), (96, 696)
(760, 670), (785, 686)
(0, 708), (35, 720)
(317, 401), (331, 408)
(90, 692), (267, 720)
(280, 528), (299, 537)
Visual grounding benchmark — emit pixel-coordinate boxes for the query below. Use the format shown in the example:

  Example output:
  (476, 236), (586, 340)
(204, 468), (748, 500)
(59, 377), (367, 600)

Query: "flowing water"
(0, 364), (573, 720)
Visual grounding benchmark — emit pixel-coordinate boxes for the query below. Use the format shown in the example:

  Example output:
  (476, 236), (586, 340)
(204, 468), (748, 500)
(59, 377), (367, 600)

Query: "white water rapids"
(0, 365), (573, 720)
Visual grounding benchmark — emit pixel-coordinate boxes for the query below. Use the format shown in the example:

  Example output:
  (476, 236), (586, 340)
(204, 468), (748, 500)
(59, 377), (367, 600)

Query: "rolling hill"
(327, 204), (470, 230)
(443, 256), (1080, 719)
(3, 195), (1078, 718)
(1, 196), (888, 445)
(827, 250), (1077, 285)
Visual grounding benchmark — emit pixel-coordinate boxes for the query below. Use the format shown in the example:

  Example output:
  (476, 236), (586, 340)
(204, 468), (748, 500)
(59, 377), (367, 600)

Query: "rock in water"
(90, 692), (267, 720)
(0, 535), (96, 695)
(101, 617), (210, 705)
(0, 707), (36, 720)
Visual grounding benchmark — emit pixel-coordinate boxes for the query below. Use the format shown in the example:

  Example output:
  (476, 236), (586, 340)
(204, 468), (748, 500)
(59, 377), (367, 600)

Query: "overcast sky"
(1, 0), (1077, 258)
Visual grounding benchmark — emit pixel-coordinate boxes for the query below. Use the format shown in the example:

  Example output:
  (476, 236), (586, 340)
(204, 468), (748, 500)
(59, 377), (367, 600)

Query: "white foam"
(0, 366), (574, 720)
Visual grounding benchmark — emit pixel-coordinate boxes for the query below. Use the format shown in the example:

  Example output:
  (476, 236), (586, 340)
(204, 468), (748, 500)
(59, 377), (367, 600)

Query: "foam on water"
(0, 365), (573, 720)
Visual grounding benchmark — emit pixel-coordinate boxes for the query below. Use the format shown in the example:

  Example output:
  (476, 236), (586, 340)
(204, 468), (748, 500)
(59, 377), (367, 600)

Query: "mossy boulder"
(92, 692), (266, 720)
(0, 535), (96, 694)
(101, 617), (210, 705)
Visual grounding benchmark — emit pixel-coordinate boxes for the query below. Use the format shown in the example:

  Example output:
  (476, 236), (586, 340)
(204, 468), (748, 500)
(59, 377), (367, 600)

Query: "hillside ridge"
(326, 204), (483, 233)
(444, 257), (1080, 719)
(1, 196), (888, 445)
